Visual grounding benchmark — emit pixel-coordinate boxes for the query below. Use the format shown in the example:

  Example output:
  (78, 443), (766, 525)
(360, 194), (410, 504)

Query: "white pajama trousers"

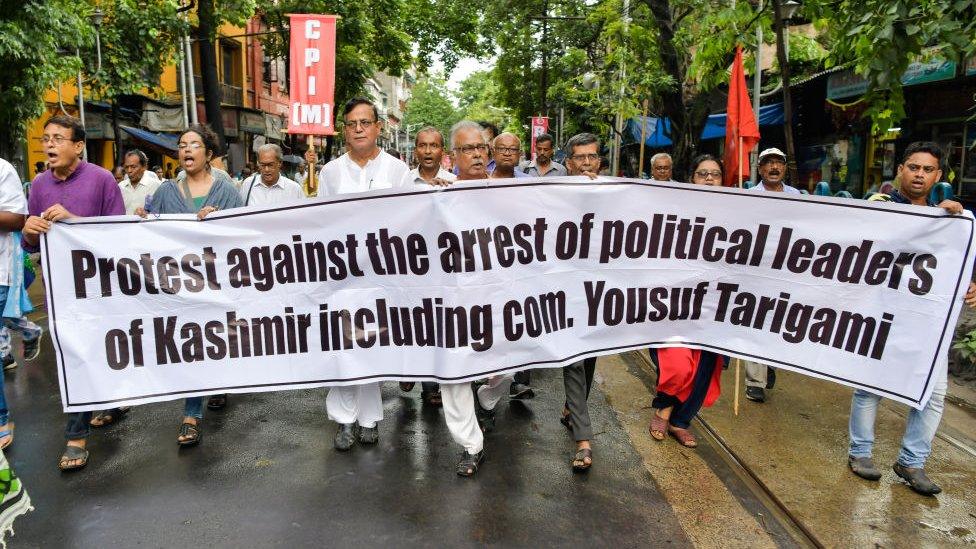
(326, 383), (383, 428)
(476, 374), (514, 411)
(440, 383), (483, 454)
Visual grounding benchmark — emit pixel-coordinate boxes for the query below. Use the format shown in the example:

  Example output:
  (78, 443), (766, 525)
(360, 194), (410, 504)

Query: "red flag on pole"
(724, 46), (760, 187)
(287, 14), (338, 136)
(530, 116), (549, 161)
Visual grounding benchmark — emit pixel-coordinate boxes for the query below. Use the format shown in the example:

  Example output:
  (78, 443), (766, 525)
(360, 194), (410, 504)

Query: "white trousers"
(326, 383), (383, 427)
(440, 383), (483, 454)
(477, 374), (514, 411)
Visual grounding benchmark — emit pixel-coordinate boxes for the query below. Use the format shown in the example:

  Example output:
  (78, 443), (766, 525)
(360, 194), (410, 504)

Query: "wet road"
(2, 340), (691, 548)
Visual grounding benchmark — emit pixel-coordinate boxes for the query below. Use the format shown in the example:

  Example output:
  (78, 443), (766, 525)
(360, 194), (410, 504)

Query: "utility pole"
(611, 0), (629, 176)
(750, 3), (763, 185)
(540, 0), (549, 117)
(772, 0), (798, 185)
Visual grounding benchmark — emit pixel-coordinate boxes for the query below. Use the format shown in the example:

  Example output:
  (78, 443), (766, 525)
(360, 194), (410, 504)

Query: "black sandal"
(90, 407), (130, 428)
(58, 444), (89, 472)
(456, 450), (485, 477)
(178, 421), (202, 447)
(206, 394), (227, 410)
(572, 448), (593, 473)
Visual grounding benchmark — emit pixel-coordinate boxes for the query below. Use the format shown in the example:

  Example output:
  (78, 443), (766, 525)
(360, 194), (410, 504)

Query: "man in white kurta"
(119, 149), (162, 215)
(241, 144), (305, 207)
(316, 98), (409, 451)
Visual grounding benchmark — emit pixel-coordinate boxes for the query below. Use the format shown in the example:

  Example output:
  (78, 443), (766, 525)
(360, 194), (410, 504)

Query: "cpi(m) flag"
(530, 116), (549, 160)
(724, 46), (760, 187)
(287, 14), (338, 136)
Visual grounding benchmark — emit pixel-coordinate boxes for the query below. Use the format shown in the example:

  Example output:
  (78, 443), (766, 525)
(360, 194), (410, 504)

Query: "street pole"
(750, 9), (763, 185)
(178, 45), (189, 129)
(76, 55), (87, 161)
(772, 0), (798, 185)
(539, 0), (549, 117)
(184, 31), (199, 124)
(611, 0), (629, 177)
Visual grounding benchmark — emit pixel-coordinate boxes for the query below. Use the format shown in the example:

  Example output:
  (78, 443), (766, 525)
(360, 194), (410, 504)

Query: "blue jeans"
(0, 286), (11, 426)
(849, 374), (948, 468)
(184, 398), (204, 420)
(0, 316), (42, 358)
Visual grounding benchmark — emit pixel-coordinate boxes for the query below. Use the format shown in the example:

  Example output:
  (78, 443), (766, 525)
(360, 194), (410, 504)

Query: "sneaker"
(848, 455), (882, 481)
(509, 382), (535, 400)
(1, 355), (14, 371)
(745, 386), (766, 402)
(893, 463), (941, 496)
(22, 332), (42, 361)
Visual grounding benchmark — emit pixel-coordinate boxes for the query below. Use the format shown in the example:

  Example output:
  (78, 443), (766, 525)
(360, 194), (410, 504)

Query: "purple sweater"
(28, 161), (124, 218)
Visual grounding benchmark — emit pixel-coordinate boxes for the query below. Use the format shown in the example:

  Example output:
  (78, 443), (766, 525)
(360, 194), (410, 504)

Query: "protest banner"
(41, 178), (974, 412)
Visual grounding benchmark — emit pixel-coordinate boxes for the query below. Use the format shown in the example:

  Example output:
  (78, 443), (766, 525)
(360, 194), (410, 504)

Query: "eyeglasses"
(343, 119), (376, 130)
(695, 170), (722, 179)
(494, 146), (520, 154)
(571, 153), (600, 162)
(905, 163), (938, 174)
(178, 142), (204, 150)
(41, 135), (74, 145)
(455, 144), (489, 156)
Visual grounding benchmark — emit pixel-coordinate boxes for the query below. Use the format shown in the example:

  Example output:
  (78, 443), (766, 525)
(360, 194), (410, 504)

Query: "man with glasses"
(22, 115), (125, 471)
(848, 141), (972, 496)
(315, 98), (409, 452)
(743, 147), (800, 404)
(241, 144), (304, 207)
(521, 133), (567, 177)
(650, 153), (674, 182)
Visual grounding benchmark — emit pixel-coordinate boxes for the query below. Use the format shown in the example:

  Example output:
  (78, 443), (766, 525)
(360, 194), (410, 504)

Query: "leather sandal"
(572, 448), (593, 473)
(668, 425), (698, 448)
(58, 444), (89, 472)
(0, 423), (13, 450)
(90, 407), (130, 428)
(649, 413), (668, 441)
(456, 450), (484, 477)
(178, 421), (202, 447)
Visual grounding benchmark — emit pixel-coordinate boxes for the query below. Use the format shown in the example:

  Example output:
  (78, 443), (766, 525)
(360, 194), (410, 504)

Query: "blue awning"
(627, 103), (785, 147)
(120, 125), (179, 154)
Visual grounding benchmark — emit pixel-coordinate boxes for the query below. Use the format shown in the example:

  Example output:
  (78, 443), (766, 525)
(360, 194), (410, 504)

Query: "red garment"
(656, 347), (723, 407)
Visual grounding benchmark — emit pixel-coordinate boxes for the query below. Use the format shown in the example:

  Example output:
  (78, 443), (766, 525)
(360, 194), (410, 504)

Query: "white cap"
(758, 147), (787, 163)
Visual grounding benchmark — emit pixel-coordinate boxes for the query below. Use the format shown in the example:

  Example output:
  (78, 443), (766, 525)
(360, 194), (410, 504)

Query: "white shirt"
(402, 167), (457, 187)
(316, 149), (409, 196)
(240, 174), (305, 206)
(0, 159), (27, 286)
(119, 170), (162, 215)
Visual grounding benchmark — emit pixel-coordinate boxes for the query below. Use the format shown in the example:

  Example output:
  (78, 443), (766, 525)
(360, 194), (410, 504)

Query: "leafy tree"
(402, 75), (461, 139)
(456, 70), (519, 138)
(807, 0), (976, 133)
(0, 0), (88, 168)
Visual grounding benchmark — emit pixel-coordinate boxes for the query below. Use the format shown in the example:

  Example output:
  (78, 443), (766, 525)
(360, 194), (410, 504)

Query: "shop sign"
(827, 55), (957, 99)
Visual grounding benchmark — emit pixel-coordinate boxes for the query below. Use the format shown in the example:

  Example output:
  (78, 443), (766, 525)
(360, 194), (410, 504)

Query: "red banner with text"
(287, 14), (338, 136)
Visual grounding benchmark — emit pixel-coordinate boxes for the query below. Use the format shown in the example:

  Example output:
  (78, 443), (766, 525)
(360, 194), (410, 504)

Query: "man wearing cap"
(743, 147), (799, 403)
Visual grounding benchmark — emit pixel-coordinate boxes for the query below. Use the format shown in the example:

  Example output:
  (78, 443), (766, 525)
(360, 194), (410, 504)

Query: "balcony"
(191, 77), (244, 107)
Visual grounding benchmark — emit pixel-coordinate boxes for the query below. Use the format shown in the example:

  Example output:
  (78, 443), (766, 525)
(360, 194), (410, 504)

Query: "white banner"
(41, 178), (975, 412)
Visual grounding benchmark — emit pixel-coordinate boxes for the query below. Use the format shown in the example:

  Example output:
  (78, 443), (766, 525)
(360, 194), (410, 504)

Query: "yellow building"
(26, 21), (251, 181)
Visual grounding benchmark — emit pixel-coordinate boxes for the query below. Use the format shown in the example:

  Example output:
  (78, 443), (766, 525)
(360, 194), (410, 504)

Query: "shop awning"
(120, 126), (179, 155)
(627, 103), (785, 147)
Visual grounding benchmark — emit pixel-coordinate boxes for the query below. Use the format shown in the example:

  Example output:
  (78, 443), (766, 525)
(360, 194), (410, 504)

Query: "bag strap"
(244, 174), (259, 205)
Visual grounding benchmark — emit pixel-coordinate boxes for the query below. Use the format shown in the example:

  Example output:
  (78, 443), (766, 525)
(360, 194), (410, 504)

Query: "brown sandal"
(649, 413), (668, 441)
(668, 425), (698, 448)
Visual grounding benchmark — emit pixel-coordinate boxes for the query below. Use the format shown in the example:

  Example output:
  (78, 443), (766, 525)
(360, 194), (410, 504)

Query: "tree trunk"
(196, 0), (226, 153)
(111, 99), (123, 166)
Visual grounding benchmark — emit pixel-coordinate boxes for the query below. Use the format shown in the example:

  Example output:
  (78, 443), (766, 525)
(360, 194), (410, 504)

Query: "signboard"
(287, 14), (338, 136)
(827, 56), (958, 100)
(530, 116), (549, 161)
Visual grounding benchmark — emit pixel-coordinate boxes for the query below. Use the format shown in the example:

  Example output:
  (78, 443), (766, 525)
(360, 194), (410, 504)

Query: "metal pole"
(184, 33), (199, 124)
(76, 50), (87, 161)
(178, 39), (189, 129)
(750, 18), (762, 185)
(611, 0), (629, 176)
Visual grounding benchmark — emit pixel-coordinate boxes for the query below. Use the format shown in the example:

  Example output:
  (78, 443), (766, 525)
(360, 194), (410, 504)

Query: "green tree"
(456, 70), (518, 137)
(402, 75), (461, 139)
(0, 0), (88, 169)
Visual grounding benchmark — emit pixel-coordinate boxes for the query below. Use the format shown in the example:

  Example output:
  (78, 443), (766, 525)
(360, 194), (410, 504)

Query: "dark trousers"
(65, 411), (93, 440)
(513, 370), (531, 385)
(651, 354), (717, 429)
(563, 357), (596, 441)
(421, 382), (439, 393)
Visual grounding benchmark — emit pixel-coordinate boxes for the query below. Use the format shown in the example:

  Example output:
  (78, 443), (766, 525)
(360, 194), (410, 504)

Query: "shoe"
(848, 456), (881, 481)
(206, 394), (227, 410)
(456, 450), (485, 477)
(1, 354), (14, 371)
(333, 423), (357, 451)
(745, 386), (766, 402)
(509, 382), (535, 400)
(22, 332), (42, 361)
(475, 398), (495, 432)
(399, 382), (415, 392)
(358, 425), (379, 445)
(765, 367), (777, 390)
(893, 463), (941, 496)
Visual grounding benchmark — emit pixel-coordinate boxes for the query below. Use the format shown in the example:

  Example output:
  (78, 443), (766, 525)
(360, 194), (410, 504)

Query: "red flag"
(724, 46), (760, 187)
(530, 117), (549, 160)
(287, 14), (338, 136)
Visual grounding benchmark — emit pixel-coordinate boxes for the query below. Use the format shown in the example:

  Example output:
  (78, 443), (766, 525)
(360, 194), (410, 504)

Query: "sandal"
(90, 407), (130, 428)
(649, 413), (668, 441)
(572, 447), (593, 473)
(668, 425), (698, 448)
(0, 423), (13, 450)
(58, 444), (89, 471)
(177, 421), (202, 447)
(206, 394), (227, 410)
(422, 390), (442, 407)
(456, 450), (485, 477)
(399, 382), (416, 392)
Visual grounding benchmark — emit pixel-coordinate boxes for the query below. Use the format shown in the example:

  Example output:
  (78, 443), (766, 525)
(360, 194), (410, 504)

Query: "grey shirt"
(521, 160), (568, 177)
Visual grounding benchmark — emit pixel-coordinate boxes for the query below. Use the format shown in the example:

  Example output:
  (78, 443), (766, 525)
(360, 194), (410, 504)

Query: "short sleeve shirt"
(0, 159), (27, 285)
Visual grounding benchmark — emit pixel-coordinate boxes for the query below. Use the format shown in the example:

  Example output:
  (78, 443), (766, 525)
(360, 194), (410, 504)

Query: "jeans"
(65, 411), (93, 440)
(849, 374), (948, 468)
(0, 286), (11, 426)
(0, 316), (42, 358)
(184, 397), (204, 420)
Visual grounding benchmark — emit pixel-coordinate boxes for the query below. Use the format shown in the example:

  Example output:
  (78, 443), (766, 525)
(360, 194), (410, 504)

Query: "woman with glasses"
(139, 123), (243, 447)
(648, 154), (726, 448)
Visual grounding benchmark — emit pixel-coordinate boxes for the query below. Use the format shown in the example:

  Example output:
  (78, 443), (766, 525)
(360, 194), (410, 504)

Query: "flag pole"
(307, 135), (317, 196)
(733, 135), (744, 416)
(638, 99), (648, 178)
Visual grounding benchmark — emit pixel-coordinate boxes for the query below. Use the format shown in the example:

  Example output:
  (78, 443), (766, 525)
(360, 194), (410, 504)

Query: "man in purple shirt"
(23, 115), (125, 472)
